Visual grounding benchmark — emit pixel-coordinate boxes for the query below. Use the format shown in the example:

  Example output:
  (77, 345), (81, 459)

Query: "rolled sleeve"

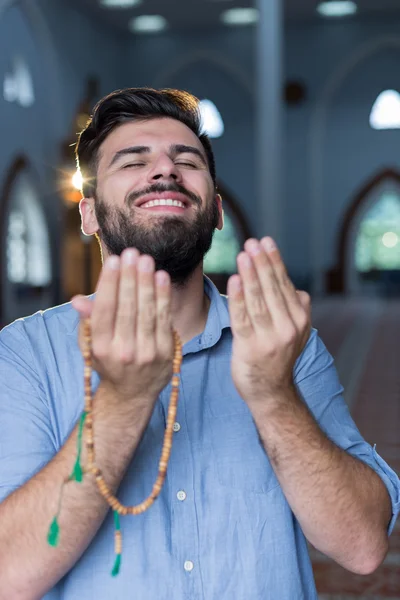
(294, 328), (400, 535)
(0, 322), (56, 503)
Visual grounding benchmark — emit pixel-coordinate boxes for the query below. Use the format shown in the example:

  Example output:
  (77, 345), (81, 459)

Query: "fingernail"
(239, 253), (252, 268)
(105, 256), (120, 270)
(246, 240), (261, 256)
(156, 271), (169, 286)
(122, 249), (137, 265)
(261, 237), (277, 252)
(139, 256), (153, 272)
(229, 277), (242, 292)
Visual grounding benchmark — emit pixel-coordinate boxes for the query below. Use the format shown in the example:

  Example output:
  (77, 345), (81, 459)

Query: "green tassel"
(111, 553), (121, 577)
(114, 510), (121, 531)
(70, 411), (87, 483)
(71, 458), (83, 482)
(47, 516), (60, 547)
(111, 510), (122, 576)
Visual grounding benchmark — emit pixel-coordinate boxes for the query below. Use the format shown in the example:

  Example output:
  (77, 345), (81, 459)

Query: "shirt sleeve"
(0, 322), (57, 504)
(294, 328), (400, 535)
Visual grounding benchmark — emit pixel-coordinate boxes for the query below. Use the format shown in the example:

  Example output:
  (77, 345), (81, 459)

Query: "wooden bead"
(81, 323), (182, 517)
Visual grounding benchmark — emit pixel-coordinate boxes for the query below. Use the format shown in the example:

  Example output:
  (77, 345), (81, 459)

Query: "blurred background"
(0, 0), (399, 597)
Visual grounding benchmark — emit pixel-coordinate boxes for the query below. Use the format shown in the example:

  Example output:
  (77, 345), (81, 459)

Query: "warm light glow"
(317, 1), (357, 17)
(221, 8), (259, 26)
(199, 99), (224, 138)
(382, 232), (399, 248)
(72, 170), (83, 191)
(370, 90), (400, 130)
(129, 15), (168, 33)
(100, 0), (142, 7)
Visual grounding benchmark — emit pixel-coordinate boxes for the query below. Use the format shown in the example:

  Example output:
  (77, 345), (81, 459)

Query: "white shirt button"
(173, 422), (181, 432)
(177, 490), (186, 501)
(184, 560), (194, 572)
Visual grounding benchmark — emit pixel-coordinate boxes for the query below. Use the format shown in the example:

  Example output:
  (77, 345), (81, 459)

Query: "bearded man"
(0, 88), (398, 600)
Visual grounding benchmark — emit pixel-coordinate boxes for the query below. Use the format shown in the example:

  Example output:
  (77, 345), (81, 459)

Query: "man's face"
(81, 117), (223, 286)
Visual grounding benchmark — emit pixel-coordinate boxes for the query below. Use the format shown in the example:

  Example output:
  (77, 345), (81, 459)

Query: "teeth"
(141, 198), (185, 209)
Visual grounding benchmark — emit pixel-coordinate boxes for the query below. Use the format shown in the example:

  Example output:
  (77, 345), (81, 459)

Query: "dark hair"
(75, 87), (216, 198)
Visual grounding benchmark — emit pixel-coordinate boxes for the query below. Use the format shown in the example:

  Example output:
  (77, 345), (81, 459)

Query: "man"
(0, 88), (399, 600)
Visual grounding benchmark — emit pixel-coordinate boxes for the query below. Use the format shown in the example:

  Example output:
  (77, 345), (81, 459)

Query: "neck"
(170, 265), (210, 346)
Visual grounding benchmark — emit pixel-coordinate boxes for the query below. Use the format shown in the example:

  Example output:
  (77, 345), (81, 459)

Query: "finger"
(260, 237), (309, 333)
(227, 275), (253, 338)
(136, 255), (156, 360)
(155, 270), (173, 357)
(297, 290), (311, 311)
(244, 239), (290, 329)
(260, 237), (301, 311)
(91, 256), (121, 351)
(114, 249), (139, 352)
(237, 252), (270, 330)
(71, 295), (94, 319)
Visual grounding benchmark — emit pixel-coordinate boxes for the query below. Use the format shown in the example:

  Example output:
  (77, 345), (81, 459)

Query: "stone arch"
(153, 50), (254, 98)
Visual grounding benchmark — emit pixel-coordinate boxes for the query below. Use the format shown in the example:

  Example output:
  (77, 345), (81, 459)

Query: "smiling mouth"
(137, 198), (188, 213)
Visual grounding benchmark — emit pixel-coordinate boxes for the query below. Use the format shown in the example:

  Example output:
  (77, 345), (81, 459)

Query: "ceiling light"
(317, 1), (357, 17)
(100, 0), (142, 8)
(129, 15), (168, 33)
(221, 8), (259, 26)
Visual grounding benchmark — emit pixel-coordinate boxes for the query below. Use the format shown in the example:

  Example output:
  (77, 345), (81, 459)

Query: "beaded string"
(48, 318), (183, 576)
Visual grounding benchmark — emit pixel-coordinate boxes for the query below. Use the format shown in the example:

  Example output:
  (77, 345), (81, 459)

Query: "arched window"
(204, 184), (251, 293)
(1, 159), (53, 324)
(369, 89), (400, 130)
(199, 99), (224, 138)
(355, 191), (400, 272)
(204, 207), (241, 275)
(326, 170), (400, 294)
(3, 55), (35, 108)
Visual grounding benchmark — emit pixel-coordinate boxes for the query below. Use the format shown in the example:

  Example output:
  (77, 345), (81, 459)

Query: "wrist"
(245, 380), (299, 416)
(95, 380), (157, 418)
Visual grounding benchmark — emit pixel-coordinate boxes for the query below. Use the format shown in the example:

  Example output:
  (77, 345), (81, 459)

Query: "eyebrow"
(170, 144), (207, 166)
(108, 143), (208, 170)
(108, 146), (150, 169)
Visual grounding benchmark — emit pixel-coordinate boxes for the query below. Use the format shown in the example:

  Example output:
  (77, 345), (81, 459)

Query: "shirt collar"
(183, 275), (231, 355)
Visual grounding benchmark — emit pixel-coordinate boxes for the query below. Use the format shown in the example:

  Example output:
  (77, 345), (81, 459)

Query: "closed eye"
(176, 161), (197, 168)
(122, 163), (145, 169)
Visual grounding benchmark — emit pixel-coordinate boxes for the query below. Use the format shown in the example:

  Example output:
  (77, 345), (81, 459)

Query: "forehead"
(98, 117), (204, 166)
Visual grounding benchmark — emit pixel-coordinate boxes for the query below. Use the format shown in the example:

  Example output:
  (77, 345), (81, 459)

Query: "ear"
(215, 193), (224, 231)
(79, 197), (99, 235)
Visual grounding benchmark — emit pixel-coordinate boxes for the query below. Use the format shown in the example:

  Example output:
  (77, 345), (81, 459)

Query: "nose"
(147, 155), (182, 184)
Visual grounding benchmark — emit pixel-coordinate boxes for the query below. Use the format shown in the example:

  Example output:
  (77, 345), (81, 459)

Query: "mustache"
(126, 182), (201, 208)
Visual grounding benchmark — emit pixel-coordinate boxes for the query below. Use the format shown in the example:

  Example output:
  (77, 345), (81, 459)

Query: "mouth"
(134, 193), (191, 214)
(137, 198), (187, 213)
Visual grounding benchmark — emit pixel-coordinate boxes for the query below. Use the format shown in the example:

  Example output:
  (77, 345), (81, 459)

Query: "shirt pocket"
(208, 408), (280, 495)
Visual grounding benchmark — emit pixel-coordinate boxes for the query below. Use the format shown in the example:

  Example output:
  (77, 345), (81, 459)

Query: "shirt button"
(173, 422), (181, 432)
(184, 560), (194, 572)
(177, 490), (186, 501)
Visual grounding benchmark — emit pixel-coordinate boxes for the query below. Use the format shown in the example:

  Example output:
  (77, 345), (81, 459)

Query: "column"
(255, 0), (284, 245)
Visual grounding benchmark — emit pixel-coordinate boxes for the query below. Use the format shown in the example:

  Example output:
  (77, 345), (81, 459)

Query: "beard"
(94, 182), (220, 287)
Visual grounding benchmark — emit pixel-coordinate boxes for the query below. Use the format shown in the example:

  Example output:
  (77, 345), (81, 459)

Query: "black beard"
(94, 183), (220, 287)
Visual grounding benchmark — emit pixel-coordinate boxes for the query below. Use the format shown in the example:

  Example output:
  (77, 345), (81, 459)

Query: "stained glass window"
(204, 209), (241, 274)
(355, 191), (400, 272)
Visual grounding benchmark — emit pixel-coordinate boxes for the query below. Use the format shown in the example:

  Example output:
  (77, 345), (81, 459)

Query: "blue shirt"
(0, 276), (399, 600)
